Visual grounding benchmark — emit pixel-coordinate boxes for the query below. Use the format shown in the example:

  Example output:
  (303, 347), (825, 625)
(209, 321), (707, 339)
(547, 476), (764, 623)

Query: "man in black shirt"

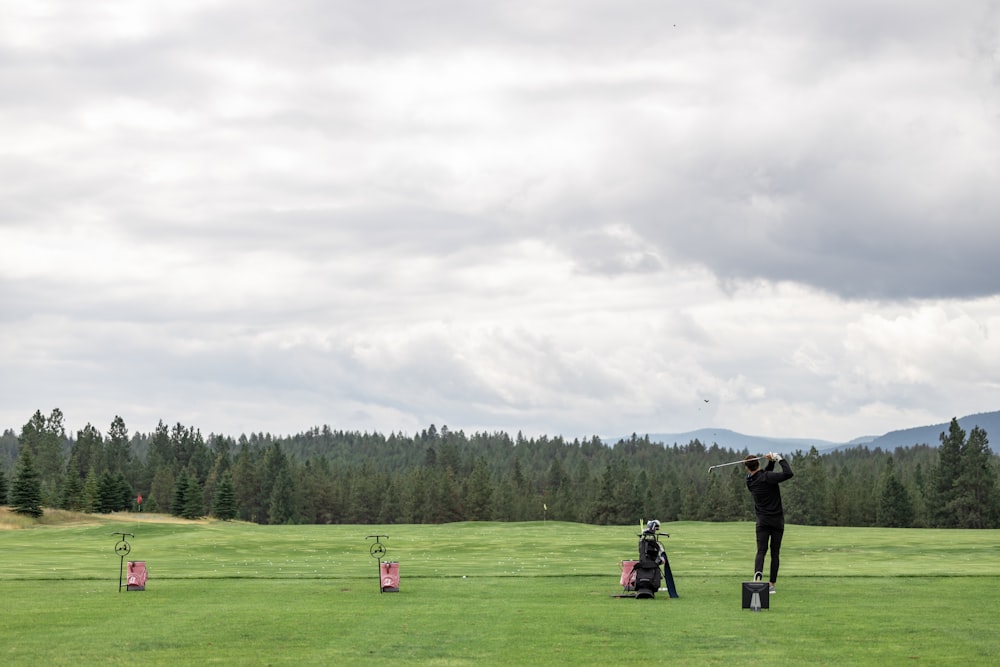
(745, 452), (794, 593)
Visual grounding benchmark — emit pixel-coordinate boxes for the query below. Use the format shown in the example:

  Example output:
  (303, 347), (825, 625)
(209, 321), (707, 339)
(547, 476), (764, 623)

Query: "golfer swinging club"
(744, 452), (793, 594)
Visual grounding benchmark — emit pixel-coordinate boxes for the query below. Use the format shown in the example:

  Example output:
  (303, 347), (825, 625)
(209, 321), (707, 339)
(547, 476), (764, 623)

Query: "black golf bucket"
(742, 581), (769, 610)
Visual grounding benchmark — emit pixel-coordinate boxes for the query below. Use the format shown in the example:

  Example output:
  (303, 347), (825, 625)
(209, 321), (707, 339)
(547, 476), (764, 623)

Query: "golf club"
(708, 456), (764, 472)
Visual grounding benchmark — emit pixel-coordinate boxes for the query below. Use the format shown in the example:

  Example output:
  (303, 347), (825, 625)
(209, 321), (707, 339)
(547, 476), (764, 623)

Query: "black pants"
(754, 522), (784, 583)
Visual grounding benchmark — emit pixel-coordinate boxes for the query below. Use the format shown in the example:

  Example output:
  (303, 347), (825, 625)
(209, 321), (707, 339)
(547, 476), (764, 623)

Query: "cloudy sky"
(3, 0), (1000, 444)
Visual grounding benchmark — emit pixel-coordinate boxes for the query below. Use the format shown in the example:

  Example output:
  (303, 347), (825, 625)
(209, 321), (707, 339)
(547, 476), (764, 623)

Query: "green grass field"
(2, 510), (998, 665)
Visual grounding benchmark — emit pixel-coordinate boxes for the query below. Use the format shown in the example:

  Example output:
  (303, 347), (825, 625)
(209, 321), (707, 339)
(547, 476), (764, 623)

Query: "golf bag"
(633, 534), (663, 599)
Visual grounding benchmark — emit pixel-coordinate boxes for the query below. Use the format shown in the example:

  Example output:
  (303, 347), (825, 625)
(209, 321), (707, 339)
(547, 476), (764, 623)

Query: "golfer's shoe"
(768, 584), (776, 594)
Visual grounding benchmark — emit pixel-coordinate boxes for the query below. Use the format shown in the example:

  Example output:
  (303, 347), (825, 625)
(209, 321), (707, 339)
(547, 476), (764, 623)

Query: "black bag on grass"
(634, 533), (663, 599)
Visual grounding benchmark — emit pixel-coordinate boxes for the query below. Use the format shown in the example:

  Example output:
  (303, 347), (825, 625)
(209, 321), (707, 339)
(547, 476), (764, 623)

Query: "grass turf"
(2, 511), (998, 665)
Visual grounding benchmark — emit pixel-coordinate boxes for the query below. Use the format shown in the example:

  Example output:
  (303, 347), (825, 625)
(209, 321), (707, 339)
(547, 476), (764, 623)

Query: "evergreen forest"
(3, 409), (999, 529)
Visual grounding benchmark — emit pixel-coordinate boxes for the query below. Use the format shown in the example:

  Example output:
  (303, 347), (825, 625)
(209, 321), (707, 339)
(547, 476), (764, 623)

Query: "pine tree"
(0, 465), (8, 505)
(700, 472), (731, 521)
(489, 475), (515, 522)
(783, 448), (828, 525)
(268, 467), (296, 524)
(826, 466), (853, 526)
(82, 468), (100, 513)
(588, 462), (624, 524)
(213, 472), (237, 520)
(427, 468), (462, 523)
(149, 466), (175, 515)
(60, 470), (84, 511)
(260, 443), (290, 523)
(931, 418), (965, 527)
(463, 458), (494, 521)
(172, 470), (190, 516)
(949, 426), (1000, 528)
(653, 467), (682, 522)
(231, 442), (263, 523)
(97, 471), (118, 513)
(104, 416), (131, 475)
(183, 475), (204, 519)
(910, 463), (930, 527)
(878, 458), (913, 527)
(114, 472), (133, 512)
(19, 409), (67, 507)
(12, 448), (43, 517)
(68, 423), (103, 481)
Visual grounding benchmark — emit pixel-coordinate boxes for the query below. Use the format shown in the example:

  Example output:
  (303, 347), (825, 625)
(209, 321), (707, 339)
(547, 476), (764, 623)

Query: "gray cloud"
(3, 1), (1000, 442)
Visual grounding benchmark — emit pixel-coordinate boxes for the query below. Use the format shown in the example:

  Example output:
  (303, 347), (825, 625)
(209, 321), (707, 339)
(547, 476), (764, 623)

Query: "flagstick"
(135, 494), (142, 540)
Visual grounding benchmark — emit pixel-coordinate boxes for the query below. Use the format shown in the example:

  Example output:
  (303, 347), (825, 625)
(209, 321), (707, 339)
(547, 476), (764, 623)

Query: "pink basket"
(126, 561), (148, 591)
(381, 562), (399, 592)
(620, 560), (638, 590)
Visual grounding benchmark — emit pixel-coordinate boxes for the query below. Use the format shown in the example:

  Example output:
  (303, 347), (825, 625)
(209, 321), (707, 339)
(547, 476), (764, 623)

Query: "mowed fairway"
(2, 512), (998, 666)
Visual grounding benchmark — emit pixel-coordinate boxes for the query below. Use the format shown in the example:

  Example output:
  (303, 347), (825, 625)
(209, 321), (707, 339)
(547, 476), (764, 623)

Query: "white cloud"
(2, 0), (1000, 443)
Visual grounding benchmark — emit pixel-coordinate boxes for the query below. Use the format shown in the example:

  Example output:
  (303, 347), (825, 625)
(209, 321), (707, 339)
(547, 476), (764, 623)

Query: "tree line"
(3, 409), (999, 528)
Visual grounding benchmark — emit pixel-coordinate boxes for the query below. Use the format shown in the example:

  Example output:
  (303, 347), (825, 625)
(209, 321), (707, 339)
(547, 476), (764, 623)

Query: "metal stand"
(366, 535), (389, 593)
(112, 532), (134, 592)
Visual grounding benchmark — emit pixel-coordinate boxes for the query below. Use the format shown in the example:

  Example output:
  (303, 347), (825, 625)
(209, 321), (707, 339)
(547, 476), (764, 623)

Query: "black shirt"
(746, 459), (794, 526)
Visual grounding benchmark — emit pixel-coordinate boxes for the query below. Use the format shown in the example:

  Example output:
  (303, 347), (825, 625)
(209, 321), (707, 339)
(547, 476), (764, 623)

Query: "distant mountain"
(864, 411), (1000, 451)
(607, 410), (1000, 455)
(606, 428), (841, 454)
